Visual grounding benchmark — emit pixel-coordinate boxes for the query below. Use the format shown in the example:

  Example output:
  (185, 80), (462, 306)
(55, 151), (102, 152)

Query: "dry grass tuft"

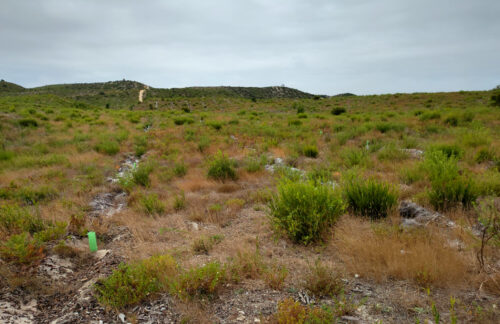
(333, 216), (475, 287)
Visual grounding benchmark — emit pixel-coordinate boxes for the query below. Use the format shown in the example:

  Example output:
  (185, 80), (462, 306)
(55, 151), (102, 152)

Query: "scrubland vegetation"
(0, 81), (499, 322)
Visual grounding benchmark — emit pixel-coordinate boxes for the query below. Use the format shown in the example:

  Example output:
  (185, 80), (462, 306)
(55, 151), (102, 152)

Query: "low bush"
(0, 150), (14, 161)
(341, 148), (368, 167)
(428, 177), (477, 211)
(475, 148), (496, 163)
(0, 233), (45, 267)
(132, 164), (153, 187)
(174, 261), (227, 300)
(18, 118), (38, 128)
(302, 145), (318, 158)
(245, 155), (267, 173)
(419, 111), (441, 121)
(0, 205), (45, 238)
(207, 151), (237, 181)
(430, 143), (463, 159)
(192, 235), (223, 255)
(269, 179), (344, 244)
(134, 135), (148, 157)
(207, 121), (223, 130)
(173, 191), (185, 211)
(331, 107), (346, 115)
(422, 151), (478, 210)
(375, 122), (405, 133)
(303, 261), (344, 297)
(94, 139), (120, 155)
(263, 265), (288, 290)
(343, 178), (397, 219)
(33, 221), (67, 243)
(95, 255), (177, 309)
(173, 162), (187, 177)
(173, 117), (194, 125)
(197, 136), (211, 152)
(140, 193), (165, 216)
(17, 185), (58, 205)
(491, 91), (500, 106)
(377, 144), (409, 161)
(272, 298), (336, 324)
(307, 166), (332, 184)
(444, 115), (458, 126)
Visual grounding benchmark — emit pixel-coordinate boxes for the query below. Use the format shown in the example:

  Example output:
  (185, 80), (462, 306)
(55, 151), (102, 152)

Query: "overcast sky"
(1, 0), (499, 95)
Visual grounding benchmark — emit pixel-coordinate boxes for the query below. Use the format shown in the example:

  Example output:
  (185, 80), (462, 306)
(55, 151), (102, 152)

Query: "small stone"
(94, 249), (110, 260)
(118, 313), (126, 323)
(341, 315), (360, 322)
(254, 318), (261, 323)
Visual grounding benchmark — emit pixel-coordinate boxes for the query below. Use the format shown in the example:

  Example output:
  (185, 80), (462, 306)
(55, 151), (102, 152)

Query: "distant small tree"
(492, 91), (500, 106)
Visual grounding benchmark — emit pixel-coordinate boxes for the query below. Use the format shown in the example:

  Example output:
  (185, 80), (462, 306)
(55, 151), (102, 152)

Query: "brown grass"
(333, 216), (475, 287)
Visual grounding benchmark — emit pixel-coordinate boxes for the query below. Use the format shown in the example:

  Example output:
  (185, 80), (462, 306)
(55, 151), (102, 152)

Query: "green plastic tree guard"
(88, 231), (98, 252)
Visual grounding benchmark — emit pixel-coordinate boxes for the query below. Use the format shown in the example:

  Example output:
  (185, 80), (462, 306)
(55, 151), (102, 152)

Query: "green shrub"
(304, 261), (344, 297)
(17, 185), (58, 205)
(377, 144), (409, 161)
(173, 191), (186, 211)
(422, 151), (478, 210)
(274, 298), (336, 324)
(95, 255), (177, 309)
(297, 113), (308, 119)
(0, 150), (14, 161)
(288, 119), (302, 126)
(444, 115), (458, 126)
(331, 107), (346, 115)
(399, 166), (425, 185)
(245, 155), (267, 173)
(307, 166), (333, 184)
(140, 193), (165, 216)
(430, 144), (463, 159)
(207, 151), (237, 181)
(94, 139), (120, 155)
(174, 261), (227, 300)
(293, 102), (305, 113)
(134, 135), (148, 157)
(302, 145), (319, 158)
(0, 205), (45, 238)
(341, 148), (368, 167)
(476, 171), (500, 196)
(192, 235), (223, 255)
(343, 178), (397, 219)
(269, 179), (344, 244)
(419, 111), (441, 121)
(33, 221), (67, 243)
(197, 136), (211, 152)
(475, 148), (496, 163)
(428, 177), (477, 211)
(132, 164), (153, 187)
(173, 163), (187, 177)
(491, 91), (500, 106)
(207, 121), (223, 130)
(18, 118), (38, 128)
(461, 111), (475, 122)
(375, 122), (405, 133)
(173, 117), (194, 125)
(461, 127), (491, 147)
(0, 233), (44, 267)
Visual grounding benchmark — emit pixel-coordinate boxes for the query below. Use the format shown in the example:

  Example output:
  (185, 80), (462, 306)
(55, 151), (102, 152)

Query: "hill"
(149, 85), (317, 99)
(0, 79), (25, 93)
(0, 80), (318, 108)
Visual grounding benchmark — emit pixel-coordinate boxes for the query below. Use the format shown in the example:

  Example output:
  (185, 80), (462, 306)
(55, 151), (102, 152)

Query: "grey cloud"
(1, 0), (499, 94)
